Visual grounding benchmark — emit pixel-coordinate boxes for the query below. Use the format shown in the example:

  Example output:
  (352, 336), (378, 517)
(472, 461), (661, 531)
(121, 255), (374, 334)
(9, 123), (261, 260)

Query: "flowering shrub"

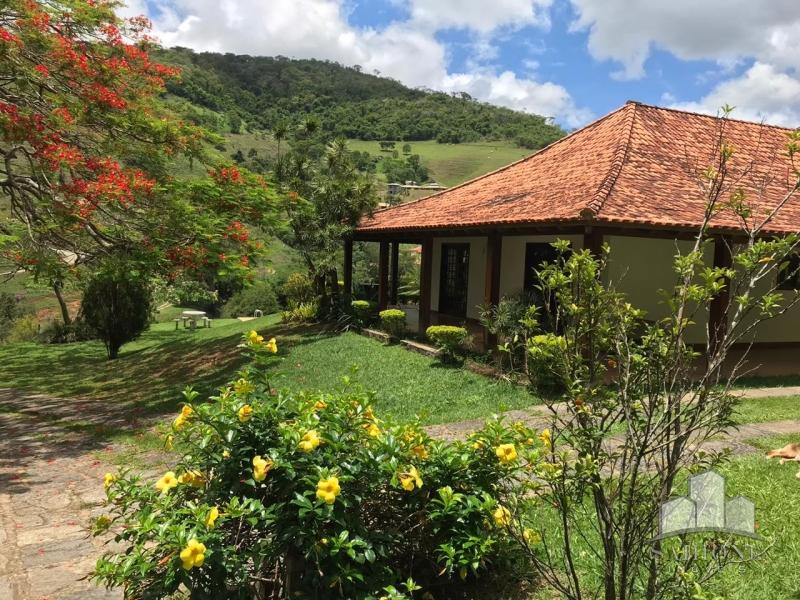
(426, 325), (469, 363)
(379, 308), (406, 337)
(93, 333), (544, 598)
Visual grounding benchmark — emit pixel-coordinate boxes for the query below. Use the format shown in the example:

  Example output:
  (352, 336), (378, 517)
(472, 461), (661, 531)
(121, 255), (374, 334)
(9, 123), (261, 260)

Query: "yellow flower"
(164, 435), (174, 451)
(364, 422), (381, 438)
(265, 337), (278, 354)
(94, 514), (112, 530)
(522, 528), (541, 545)
(539, 429), (552, 449)
(206, 506), (220, 528)
(314, 399), (327, 411)
(173, 405), (193, 430)
(180, 539), (207, 570)
(316, 476), (341, 504)
(298, 430), (321, 452)
(473, 440), (484, 450)
(178, 470), (206, 488)
(247, 330), (264, 345)
(222, 449), (231, 459)
(364, 406), (376, 420)
(155, 471), (178, 494)
(234, 378), (254, 396)
(399, 466), (423, 492)
(252, 455), (273, 482)
(495, 443), (518, 464)
(103, 472), (116, 489)
(238, 404), (253, 422)
(411, 444), (429, 460)
(493, 505), (511, 528)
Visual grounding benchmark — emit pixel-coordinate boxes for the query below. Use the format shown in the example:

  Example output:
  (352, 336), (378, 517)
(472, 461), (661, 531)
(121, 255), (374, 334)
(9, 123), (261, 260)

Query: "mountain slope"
(154, 48), (566, 149)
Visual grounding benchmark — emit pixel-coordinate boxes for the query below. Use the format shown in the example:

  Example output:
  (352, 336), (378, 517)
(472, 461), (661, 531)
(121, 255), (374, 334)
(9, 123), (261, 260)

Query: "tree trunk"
(52, 280), (72, 325)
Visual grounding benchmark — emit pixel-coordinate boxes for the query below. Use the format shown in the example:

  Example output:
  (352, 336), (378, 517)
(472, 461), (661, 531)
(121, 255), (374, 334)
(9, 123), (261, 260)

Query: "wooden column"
(378, 241), (390, 311)
(484, 232), (502, 349)
(419, 237), (433, 334)
(709, 235), (733, 353)
(583, 226), (604, 258)
(343, 238), (353, 302)
(390, 242), (400, 305)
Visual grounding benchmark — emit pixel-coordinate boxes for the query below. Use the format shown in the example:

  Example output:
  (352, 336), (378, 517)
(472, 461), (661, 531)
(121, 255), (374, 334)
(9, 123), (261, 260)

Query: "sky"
(121, 0), (800, 130)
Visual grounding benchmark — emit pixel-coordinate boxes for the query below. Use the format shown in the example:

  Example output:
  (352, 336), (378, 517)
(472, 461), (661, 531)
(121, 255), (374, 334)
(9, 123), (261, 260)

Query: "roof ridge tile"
(583, 101), (638, 219)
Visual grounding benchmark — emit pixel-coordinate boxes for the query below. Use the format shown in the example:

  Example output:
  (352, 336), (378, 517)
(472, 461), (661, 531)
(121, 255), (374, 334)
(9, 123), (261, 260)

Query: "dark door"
(524, 242), (561, 331)
(439, 243), (470, 317)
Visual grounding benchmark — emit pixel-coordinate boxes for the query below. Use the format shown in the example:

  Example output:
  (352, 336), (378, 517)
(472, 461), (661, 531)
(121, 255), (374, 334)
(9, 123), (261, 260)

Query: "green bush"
(284, 272), (315, 306)
(82, 266), (152, 359)
(4, 314), (39, 343)
(526, 333), (568, 397)
(39, 318), (97, 344)
(350, 299), (374, 327)
(281, 301), (318, 323)
(222, 280), (279, 317)
(426, 325), (469, 362)
(93, 336), (541, 598)
(379, 309), (406, 337)
(0, 292), (23, 342)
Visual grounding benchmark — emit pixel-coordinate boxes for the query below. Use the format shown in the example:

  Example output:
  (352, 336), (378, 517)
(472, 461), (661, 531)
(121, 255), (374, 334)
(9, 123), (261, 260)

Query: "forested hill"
(154, 47), (566, 149)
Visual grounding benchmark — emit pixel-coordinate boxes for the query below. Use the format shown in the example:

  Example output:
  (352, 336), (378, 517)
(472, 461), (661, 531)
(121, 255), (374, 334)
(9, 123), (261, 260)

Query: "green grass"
(0, 313), (281, 415)
(733, 396), (800, 424)
(346, 139), (534, 187)
(0, 317), (536, 427)
(271, 331), (536, 425)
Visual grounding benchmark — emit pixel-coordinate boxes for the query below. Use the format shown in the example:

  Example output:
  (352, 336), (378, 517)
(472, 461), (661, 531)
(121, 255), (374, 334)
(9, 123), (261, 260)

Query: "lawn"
(345, 139), (534, 186)
(0, 314), (537, 427)
(733, 395), (800, 424)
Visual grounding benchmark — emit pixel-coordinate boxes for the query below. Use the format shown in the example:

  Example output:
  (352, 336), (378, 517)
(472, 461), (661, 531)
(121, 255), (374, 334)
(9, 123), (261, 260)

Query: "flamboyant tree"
(0, 0), (278, 322)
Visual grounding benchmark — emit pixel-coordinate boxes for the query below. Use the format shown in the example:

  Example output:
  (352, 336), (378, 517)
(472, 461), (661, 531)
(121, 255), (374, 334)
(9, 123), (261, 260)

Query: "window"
(778, 253), (800, 291)
(523, 243), (559, 293)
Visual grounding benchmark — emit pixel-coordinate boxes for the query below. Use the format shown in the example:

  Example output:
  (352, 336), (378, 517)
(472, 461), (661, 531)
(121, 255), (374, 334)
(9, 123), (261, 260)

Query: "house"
(344, 102), (800, 373)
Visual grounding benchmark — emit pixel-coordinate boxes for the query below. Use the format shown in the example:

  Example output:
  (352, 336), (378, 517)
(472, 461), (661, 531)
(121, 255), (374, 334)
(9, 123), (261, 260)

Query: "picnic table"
(174, 310), (212, 330)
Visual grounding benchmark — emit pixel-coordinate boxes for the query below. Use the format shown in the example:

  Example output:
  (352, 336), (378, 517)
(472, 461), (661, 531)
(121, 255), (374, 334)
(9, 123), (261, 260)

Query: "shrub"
(281, 301), (318, 323)
(284, 272), (315, 306)
(350, 299), (374, 327)
(426, 325), (469, 362)
(93, 336), (540, 598)
(379, 309), (406, 337)
(39, 318), (97, 344)
(526, 333), (568, 397)
(82, 266), (152, 359)
(4, 314), (39, 343)
(0, 292), (23, 342)
(222, 280), (279, 318)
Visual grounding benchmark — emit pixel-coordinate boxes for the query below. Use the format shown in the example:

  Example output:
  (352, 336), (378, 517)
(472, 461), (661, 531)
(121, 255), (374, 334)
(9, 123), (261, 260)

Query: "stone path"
(426, 386), (800, 446)
(0, 385), (798, 599)
(0, 389), (148, 600)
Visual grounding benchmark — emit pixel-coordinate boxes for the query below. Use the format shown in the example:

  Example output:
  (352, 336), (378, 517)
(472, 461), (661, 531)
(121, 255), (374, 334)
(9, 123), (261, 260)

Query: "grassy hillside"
(347, 139), (534, 187)
(154, 48), (566, 149)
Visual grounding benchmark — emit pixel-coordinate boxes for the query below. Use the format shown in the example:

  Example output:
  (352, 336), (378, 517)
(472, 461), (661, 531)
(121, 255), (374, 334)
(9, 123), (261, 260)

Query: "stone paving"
(0, 385), (798, 599)
(0, 389), (141, 600)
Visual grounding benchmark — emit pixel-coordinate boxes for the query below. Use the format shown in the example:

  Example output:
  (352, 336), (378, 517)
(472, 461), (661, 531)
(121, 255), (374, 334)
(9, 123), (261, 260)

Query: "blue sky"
(125, 0), (800, 129)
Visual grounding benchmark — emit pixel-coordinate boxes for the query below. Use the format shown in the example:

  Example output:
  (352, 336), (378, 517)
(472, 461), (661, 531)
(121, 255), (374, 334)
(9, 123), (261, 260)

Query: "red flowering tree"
(0, 0), (278, 322)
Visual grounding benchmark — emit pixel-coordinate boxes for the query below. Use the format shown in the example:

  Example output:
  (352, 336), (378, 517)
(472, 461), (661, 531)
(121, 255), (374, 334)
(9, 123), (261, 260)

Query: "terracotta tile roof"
(356, 102), (800, 235)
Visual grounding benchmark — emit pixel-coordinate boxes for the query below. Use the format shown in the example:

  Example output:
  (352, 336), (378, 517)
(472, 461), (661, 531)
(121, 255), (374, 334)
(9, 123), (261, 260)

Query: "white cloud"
(123, 0), (590, 127)
(569, 0), (800, 80)
(669, 63), (800, 128)
(406, 0), (553, 33)
(443, 70), (592, 128)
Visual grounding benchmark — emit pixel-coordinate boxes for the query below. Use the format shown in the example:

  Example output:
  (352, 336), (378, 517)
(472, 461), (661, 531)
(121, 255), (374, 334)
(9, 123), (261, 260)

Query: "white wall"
(428, 233), (800, 344)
